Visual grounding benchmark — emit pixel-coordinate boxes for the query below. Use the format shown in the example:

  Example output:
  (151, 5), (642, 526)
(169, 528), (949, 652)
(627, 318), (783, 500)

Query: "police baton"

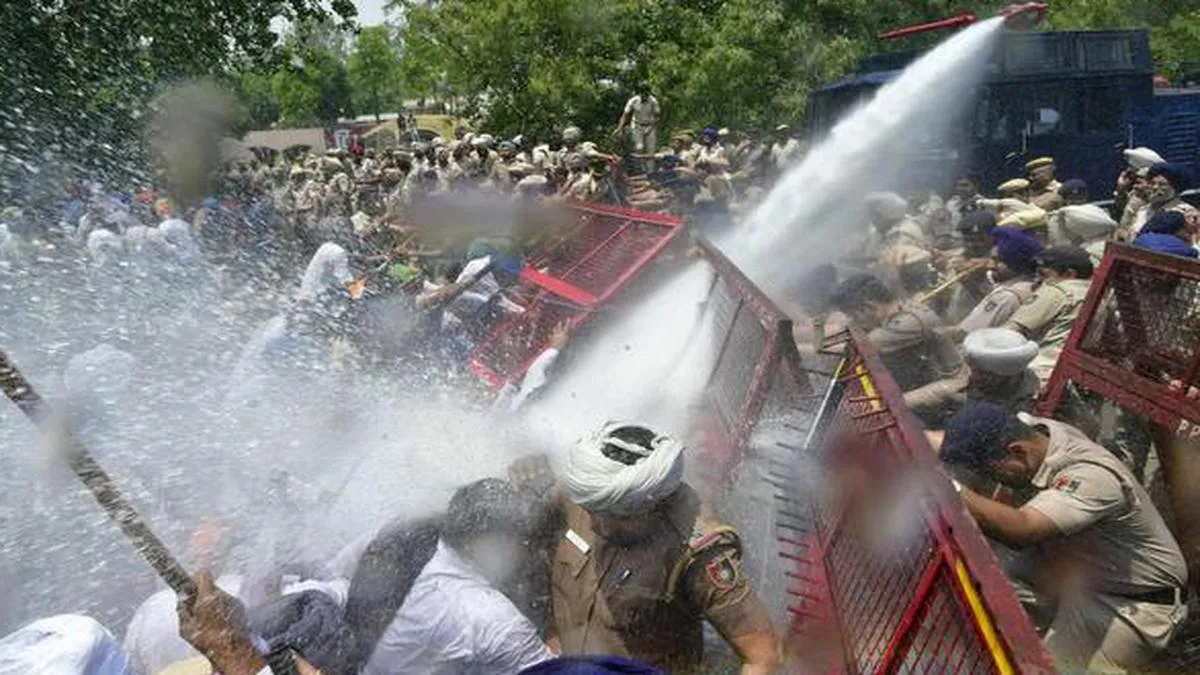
(0, 348), (197, 598)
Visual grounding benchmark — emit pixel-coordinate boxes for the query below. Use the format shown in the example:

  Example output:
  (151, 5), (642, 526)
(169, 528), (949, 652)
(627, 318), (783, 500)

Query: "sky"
(355, 0), (390, 26)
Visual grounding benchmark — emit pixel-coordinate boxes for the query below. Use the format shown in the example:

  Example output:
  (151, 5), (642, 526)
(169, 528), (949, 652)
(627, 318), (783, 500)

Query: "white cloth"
(562, 422), (685, 515)
(86, 229), (123, 265)
(363, 541), (552, 675)
(297, 242), (352, 301)
(157, 219), (201, 263)
(495, 348), (560, 411)
(0, 614), (133, 675)
(1124, 147), (1164, 170)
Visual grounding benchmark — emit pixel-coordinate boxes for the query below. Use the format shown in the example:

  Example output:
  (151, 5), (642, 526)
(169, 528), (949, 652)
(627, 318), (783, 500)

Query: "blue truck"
(805, 27), (1200, 196)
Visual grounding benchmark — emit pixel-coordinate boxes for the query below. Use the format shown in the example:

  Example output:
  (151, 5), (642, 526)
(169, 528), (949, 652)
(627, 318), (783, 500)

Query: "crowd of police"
(807, 148), (1199, 672)
(2, 83), (1200, 674)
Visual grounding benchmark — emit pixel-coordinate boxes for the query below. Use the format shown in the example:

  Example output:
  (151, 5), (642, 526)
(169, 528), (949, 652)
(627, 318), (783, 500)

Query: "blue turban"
(701, 125), (719, 140)
(940, 402), (1018, 467)
(521, 656), (665, 674)
(1149, 162), (1194, 190)
(1142, 210), (1187, 235)
(1133, 232), (1199, 259)
(990, 226), (1043, 274)
(466, 237), (525, 275)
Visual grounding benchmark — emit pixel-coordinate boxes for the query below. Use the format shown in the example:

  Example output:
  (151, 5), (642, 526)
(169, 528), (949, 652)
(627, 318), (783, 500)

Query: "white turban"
(562, 422), (685, 515)
(964, 328), (1038, 375)
(1124, 147), (1164, 170)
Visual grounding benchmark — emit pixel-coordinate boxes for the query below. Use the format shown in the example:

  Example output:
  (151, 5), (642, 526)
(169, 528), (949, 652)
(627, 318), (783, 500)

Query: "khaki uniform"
(958, 278), (1036, 334)
(550, 486), (773, 673)
(1031, 180), (1064, 212)
(1018, 416), (1188, 673)
(905, 368), (1040, 428)
(1005, 279), (1091, 386)
(868, 303), (965, 393)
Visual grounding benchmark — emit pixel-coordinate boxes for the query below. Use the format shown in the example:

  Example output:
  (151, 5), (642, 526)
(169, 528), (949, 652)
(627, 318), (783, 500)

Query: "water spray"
(0, 348), (196, 598)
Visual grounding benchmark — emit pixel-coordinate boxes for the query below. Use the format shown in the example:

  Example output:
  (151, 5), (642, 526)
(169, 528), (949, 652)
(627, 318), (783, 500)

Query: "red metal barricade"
(1038, 242), (1200, 436)
(776, 330), (1055, 674)
(466, 201), (684, 387)
(691, 238), (815, 484)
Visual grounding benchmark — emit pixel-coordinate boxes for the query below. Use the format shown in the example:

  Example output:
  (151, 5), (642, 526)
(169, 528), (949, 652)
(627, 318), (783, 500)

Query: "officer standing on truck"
(509, 422), (780, 674)
(939, 402), (1189, 673)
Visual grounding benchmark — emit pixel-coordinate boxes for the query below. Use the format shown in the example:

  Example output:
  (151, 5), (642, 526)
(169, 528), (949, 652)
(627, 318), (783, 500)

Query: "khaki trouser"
(1044, 590), (1187, 673)
(631, 125), (657, 154)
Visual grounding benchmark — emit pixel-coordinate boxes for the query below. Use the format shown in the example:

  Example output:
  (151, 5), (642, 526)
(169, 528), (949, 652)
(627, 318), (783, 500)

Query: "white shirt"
(298, 242), (352, 301)
(442, 256), (525, 331)
(495, 347), (560, 411)
(623, 95), (660, 128)
(364, 541), (552, 675)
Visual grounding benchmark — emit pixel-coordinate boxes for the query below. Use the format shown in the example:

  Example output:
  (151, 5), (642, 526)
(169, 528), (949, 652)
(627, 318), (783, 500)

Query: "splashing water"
(725, 18), (1004, 294)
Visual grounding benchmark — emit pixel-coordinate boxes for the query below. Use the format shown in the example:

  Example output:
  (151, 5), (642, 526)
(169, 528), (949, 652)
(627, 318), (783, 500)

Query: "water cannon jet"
(877, 4), (1047, 41)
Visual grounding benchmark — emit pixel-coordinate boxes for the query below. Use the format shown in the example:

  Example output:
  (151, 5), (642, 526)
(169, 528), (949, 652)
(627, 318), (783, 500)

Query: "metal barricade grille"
(897, 574), (997, 675)
(468, 203), (682, 387)
(1079, 256), (1200, 386)
(827, 526), (936, 671)
(710, 299), (768, 433)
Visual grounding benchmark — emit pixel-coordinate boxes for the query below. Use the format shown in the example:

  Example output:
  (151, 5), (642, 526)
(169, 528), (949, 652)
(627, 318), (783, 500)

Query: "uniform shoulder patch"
(1052, 475), (1081, 494)
(705, 552), (742, 591)
(689, 520), (740, 553)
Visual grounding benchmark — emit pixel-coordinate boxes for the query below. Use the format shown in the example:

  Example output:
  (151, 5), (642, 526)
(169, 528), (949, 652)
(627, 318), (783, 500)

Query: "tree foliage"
(349, 26), (405, 121)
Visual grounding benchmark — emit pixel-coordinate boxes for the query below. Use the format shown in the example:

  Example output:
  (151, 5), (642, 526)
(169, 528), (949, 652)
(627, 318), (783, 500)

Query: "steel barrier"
(466, 201), (684, 388)
(773, 331), (1055, 673)
(1038, 242), (1200, 435)
(691, 238), (815, 484)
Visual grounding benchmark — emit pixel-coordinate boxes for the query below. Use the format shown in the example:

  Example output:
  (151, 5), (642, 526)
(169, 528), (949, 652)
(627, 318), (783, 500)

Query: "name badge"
(565, 528), (591, 555)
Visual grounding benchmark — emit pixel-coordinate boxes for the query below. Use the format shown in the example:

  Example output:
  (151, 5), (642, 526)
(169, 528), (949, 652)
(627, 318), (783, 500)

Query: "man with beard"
(510, 422), (780, 674)
(938, 403), (1188, 673)
(1130, 162), (1199, 236)
(946, 226), (1042, 342)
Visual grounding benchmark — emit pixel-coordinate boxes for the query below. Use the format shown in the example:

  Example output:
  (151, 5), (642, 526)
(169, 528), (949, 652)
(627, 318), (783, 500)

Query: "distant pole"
(0, 348), (196, 598)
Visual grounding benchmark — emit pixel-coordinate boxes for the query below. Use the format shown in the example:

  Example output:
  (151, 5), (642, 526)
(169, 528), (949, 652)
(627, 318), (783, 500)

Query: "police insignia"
(706, 556), (739, 591)
(1052, 475), (1081, 493)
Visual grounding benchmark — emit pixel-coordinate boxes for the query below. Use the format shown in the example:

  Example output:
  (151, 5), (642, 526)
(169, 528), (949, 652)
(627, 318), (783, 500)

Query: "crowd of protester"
(2, 83), (1200, 673)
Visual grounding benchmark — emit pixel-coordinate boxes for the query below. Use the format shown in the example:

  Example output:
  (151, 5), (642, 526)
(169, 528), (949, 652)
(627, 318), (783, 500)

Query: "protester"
(364, 479), (553, 675)
(511, 422), (780, 674)
(940, 403), (1188, 673)
(0, 615), (133, 675)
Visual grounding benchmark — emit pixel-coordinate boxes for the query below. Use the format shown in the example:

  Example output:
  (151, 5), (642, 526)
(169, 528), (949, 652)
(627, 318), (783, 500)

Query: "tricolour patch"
(706, 555), (739, 591)
(1052, 475), (1081, 494)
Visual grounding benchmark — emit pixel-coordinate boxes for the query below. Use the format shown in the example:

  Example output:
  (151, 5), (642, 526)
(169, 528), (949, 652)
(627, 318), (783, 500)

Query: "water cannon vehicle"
(805, 4), (1200, 196)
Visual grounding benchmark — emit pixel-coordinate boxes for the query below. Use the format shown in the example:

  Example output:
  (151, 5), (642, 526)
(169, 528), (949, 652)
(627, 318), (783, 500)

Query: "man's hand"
(548, 322), (571, 351)
(177, 570), (266, 675)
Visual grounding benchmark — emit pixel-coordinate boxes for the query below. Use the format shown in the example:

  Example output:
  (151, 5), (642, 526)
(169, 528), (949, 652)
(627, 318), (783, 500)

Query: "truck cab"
(806, 28), (1200, 194)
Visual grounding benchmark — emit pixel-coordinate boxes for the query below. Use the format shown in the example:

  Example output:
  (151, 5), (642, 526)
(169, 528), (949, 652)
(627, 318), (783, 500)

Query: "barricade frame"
(1038, 242), (1200, 437)
(783, 329), (1055, 674)
(466, 201), (685, 388)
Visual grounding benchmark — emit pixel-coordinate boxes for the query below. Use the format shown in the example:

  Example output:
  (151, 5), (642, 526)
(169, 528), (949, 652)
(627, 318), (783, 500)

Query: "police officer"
(906, 328), (1041, 428)
(939, 402), (1188, 673)
(510, 422), (780, 674)
(1026, 157), (1064, 212)
(1004, 246), (1093, 386)
(830, 273), (966, 394)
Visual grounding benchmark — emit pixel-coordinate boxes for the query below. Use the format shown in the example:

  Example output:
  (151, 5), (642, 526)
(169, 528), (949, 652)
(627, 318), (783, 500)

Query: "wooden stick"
(918, 263), (988, 305)
(0, 349), (196, 598)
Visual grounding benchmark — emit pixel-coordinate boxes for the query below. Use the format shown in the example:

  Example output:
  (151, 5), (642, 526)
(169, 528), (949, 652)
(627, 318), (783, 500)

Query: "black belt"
(1115, 586), (1183, 605)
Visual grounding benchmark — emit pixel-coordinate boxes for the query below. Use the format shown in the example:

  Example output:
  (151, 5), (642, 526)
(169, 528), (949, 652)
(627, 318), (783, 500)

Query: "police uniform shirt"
(957, 279), (1035, 334)
(1021, 415), (1187, 595)
(624, 95), (660, 129)
(869, 303), (965, 393)
(550, 486), (773, 673)
(1005, 279), (1090, 384)
(1031, 180), (1064, 212)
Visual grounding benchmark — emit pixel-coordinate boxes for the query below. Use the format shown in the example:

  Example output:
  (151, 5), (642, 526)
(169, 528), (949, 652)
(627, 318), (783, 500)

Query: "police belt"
(1111, 586), (1184, 606)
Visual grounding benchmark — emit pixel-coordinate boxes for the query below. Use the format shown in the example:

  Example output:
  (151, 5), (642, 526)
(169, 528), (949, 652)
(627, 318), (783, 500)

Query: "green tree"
(349, 26), (404, 121)
(0, 0), (355, 179)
